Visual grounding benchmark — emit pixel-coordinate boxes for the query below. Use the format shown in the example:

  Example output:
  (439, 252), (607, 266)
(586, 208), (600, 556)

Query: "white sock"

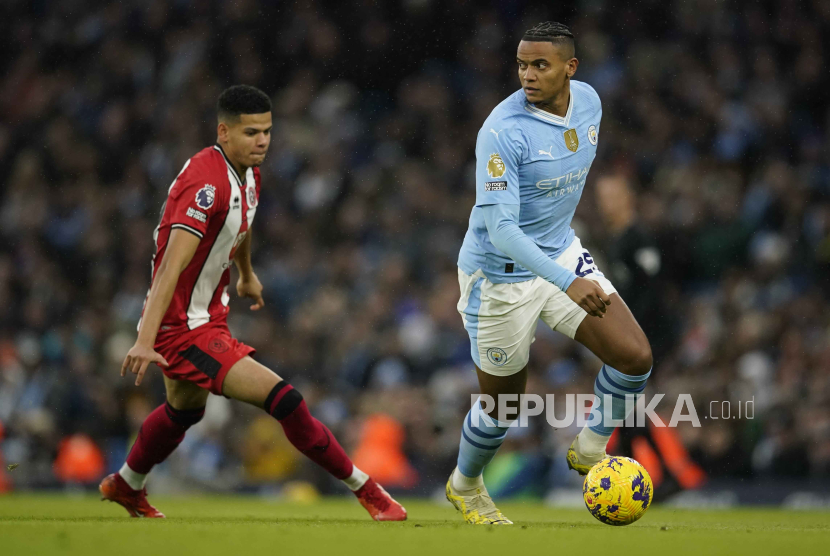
(577, 427), (611, 458)
(119, 463), (147, 491)
(342, 465), (370, 491)
(451, 467), (484, 492)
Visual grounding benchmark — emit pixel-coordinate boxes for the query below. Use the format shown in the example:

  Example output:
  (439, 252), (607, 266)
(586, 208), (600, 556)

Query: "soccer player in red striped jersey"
(100, 85), (406, 521)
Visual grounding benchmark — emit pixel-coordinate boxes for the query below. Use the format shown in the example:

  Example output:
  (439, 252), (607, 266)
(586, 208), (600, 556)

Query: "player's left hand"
(565, 277), (611, 318)
(237, 273), (264, 310)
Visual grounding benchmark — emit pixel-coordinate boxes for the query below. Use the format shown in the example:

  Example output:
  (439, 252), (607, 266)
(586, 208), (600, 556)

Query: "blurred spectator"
(594, 173), (675, 359)
(53, 434), (105, 485)
(352, 414), (418, 489)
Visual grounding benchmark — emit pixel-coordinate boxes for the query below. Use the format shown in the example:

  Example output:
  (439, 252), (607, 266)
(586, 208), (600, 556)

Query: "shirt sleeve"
(474, 124), (523, 207)
(482, 203), (577, 291)
(165, 167), (222, 239)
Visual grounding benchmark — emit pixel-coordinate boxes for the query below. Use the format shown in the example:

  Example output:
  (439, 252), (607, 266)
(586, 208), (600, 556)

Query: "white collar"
(524, 87), (574, 127)
(213, 144), (245, 186)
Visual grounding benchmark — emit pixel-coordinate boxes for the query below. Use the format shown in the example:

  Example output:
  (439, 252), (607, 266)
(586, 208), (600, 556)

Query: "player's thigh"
(164, 375), (210, 410)
(157, 324), (256, 396)
(573, 293), (652, 375)
(221, 356), (284, 407)
(540, 237), (610, 336)
(457, 269), (546, 376)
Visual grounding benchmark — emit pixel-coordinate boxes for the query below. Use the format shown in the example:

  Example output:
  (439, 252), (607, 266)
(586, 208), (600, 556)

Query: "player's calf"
(262, 380), (406, 521)
(103, 386), (205, 517)
(263, 381), (352, 475)
(570, 363), (652, 475)
(120, 401), (206, 491)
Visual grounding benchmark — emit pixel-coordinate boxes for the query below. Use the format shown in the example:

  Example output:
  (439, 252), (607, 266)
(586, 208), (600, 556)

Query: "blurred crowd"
(0, 0), (829, 497)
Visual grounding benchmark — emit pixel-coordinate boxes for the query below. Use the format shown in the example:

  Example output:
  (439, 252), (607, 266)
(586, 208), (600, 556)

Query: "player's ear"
(566, 57), (578, 78)
(217, 121), (229, 142)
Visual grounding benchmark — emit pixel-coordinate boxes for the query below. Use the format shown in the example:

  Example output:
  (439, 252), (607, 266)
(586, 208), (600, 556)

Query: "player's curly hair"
(217, 85), (271, 122)
(522, 21), (575, 55)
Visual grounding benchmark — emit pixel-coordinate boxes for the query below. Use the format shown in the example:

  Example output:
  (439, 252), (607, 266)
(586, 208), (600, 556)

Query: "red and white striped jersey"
(140, 144), (260, 338)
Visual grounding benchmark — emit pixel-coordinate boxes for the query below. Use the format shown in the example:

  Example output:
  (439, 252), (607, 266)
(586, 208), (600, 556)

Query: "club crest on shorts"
(564, 129), (579, 152)
(487, 347), (507, 366)
(587, 125), (598, 145)
(196, 184), (216, 210)
(208, 337), (229, 353)
(487, 153), (506, 178)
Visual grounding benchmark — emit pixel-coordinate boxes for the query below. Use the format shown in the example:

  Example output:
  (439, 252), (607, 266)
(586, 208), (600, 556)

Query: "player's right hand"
(121, 343), (169, 386)
(565, 277), (611, 318)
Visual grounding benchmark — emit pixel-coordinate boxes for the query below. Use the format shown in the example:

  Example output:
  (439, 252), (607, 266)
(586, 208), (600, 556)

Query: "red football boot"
(99, 473), (165, 518)
(354, 478), (407, 521)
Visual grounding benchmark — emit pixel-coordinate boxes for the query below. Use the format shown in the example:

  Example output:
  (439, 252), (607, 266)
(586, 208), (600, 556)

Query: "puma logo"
(307, 429), (332, 453)
(489, 128), (502, 139)
(538, 146), (555, 158)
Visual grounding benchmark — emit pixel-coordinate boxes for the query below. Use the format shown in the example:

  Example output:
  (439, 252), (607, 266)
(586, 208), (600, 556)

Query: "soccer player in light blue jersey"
(447, 22), (653, 525)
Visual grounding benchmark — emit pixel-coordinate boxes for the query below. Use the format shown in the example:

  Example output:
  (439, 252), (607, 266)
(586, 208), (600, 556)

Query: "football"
(583, 456), (653, 526)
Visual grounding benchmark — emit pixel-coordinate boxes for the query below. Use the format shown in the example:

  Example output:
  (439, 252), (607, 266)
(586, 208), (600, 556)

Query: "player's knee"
(633, 342), (653, 375)
(262, 381), (328, 452)
(164, 401), (206, 428)
(609, 338), (652, 376)
(263, 380), (304, 420)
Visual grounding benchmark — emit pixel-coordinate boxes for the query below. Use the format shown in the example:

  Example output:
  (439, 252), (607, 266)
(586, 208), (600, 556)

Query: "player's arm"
(121, 229), (200, 385)
(234, 231), (264, 310)
(482, 204), (610, 318)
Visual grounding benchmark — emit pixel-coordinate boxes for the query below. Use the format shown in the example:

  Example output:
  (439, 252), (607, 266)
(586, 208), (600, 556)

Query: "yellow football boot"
(445, 470), (512, 525)
(566, 435), (607, 476)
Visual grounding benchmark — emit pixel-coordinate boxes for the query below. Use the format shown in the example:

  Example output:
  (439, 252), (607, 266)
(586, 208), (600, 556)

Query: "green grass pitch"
(1, 494), (828, 555)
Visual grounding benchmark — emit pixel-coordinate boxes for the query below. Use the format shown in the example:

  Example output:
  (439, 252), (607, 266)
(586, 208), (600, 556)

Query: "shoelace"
(361, 484), (391, 511)
(136, 489), (154, 508)
(467, 492), (504, 521)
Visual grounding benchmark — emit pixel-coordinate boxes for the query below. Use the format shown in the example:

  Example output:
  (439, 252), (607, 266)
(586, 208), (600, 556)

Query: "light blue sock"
(589, 364), (651, 436)
(456, 398), (510, 478)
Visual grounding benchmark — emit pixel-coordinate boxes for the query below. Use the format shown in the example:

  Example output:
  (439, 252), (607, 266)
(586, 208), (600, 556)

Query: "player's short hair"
(217, 85), (271, 123)
(521, 22), (575, 57)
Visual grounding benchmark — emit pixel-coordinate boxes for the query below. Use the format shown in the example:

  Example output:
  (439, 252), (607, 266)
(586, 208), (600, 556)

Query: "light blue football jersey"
(458, 80), (602, 283)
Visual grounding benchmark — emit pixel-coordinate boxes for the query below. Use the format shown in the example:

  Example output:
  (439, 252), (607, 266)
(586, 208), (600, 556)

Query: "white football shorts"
(457, 237), (617, 376)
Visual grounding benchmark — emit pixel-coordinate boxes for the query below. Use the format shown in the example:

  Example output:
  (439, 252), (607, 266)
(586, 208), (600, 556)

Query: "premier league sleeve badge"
(195, 184), (216, 210)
